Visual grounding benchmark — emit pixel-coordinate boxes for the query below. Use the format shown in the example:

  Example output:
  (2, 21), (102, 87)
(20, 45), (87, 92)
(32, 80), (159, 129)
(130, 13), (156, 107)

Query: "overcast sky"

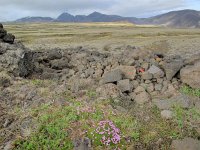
(0, 0), (200, 21)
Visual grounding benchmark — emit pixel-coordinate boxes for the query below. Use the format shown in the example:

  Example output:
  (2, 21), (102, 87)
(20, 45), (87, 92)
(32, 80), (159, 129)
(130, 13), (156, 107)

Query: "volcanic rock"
(148, 65), (164, 78)
(117, 79), (132, 92)
(102, 69), (123, 83)
(3, 33), (15, 44)
(163, 55), (184, 81)
(180, 61), (200, 89)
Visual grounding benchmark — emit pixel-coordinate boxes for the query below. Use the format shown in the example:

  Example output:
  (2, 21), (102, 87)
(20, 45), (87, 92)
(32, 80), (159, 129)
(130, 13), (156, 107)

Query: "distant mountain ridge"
(16, 16), (54, 22)
(15, 9), (200, 28)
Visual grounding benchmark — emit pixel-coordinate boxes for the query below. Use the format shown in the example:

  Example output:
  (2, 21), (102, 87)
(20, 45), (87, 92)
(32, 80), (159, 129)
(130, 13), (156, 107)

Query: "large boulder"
(51, 59), (68, 70)
(180, 61), (200, 89)
(117, 79), (132, 92)
(0, 23), (15, 44)
(47, 48), (62, 60)
(0, 42), (34, 77)
(163, 55), (184, 81)
(153, 93), (192, 110)
(3, 33), (15, 44)
(147, 65), (164, 78)
(102, 69), (123, 84)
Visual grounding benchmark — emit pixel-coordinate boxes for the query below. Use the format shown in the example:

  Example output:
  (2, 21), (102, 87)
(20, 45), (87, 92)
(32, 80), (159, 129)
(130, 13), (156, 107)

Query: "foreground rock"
(3, 33), (15, 44)
(102, 69), (123, 84)
(163, 55), (184, 81)
(0, 42), (34, 77)
(117, 79), (132, 92)
(147, 65), (164, 78)
(153, 94), (192, 110)
(0, 24), (15, 44)
(171, 138), (200, 150)
(180, 61), (200, 89)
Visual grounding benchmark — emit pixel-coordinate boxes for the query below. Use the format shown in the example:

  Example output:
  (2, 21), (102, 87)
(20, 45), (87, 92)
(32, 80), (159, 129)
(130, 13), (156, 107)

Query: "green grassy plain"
(4, 22), (200, 57)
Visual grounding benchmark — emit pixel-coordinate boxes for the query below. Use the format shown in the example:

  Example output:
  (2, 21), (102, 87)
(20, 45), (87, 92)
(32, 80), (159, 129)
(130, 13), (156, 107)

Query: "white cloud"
(0, 0), (197, 21)
(106, 0), (186, 17)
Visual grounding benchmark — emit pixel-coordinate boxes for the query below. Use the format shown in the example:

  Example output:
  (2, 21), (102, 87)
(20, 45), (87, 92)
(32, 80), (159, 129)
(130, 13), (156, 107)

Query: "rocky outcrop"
(0, 42), (34, 77)
(0, 24), (15, 44)
(162, 55), (184, 81)
(0, 23), (34, 78)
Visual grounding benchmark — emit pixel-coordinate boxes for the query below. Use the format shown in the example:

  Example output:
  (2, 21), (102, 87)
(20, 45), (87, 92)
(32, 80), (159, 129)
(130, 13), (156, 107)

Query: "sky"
(0, 0), (200, 21)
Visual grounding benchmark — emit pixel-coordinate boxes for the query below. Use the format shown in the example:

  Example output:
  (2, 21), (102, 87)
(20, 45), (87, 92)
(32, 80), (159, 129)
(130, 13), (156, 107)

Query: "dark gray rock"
(163, 55), (184, 81)
(47, 48), (62, 60)
(0, 42), (34, 77)
(102, 69), (123, 83)
(0, 28), (7, 38)
(153, 94), (192, 110)
(0, 23), (3, 28)
(117, 79), (132, 92)
(18, 51), (34, 77)
(148, 65), (164, 78)
(180, 61), (200, 89)
(51, 59), (68, 70)
(3, 33), (15, 44)
(171, 138), (200, 150)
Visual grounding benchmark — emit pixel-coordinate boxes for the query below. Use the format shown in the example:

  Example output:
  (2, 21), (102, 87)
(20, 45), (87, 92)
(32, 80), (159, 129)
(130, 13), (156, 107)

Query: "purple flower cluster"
(95, 120), (121, 146)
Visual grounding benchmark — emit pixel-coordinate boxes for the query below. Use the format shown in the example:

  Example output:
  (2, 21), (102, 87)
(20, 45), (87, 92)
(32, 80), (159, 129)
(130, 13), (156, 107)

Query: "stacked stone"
(97, 52), (184, 105)
(0, 23), (15, 44)
(29, 46), (200, 104)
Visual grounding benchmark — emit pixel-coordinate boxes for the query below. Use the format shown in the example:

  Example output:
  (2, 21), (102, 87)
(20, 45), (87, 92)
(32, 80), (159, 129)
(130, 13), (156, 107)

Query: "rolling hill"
(15, 9), (200, 28)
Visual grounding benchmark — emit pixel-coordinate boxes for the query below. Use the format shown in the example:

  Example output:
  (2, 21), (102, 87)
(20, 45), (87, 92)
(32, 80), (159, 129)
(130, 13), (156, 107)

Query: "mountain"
(145, 9), (200, 28)
(55, 11), (136, 22)
(56, 12), (75, 22)
(15, 9), (200, 28)
(16, 17), (54, 22)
